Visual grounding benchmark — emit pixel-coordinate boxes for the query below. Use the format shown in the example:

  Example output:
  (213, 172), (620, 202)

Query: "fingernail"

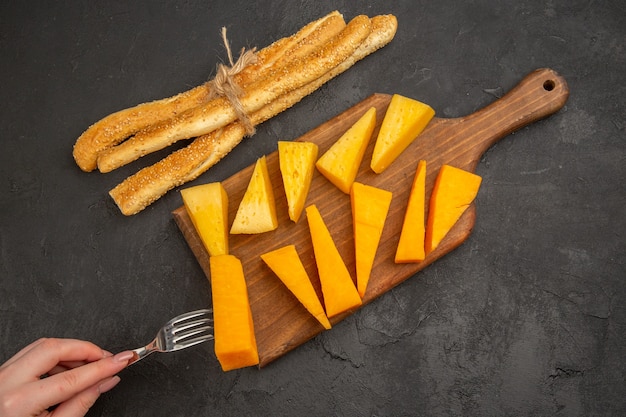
(98, 376), (121, 394)
(102, 350), (113, 358)
(113, 351), (135, 363)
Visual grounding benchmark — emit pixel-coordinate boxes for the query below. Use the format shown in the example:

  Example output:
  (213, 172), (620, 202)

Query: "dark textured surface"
(0, 1), (624, 416)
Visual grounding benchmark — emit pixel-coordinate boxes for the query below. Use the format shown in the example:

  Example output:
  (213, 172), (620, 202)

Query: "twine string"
(208, 27), (257, 135)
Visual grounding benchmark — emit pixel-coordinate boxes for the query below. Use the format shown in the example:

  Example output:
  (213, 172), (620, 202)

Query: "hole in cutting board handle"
(543, 79), (556, 91)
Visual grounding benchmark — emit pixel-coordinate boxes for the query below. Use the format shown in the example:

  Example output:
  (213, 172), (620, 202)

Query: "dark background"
(1, 1), (624, 416)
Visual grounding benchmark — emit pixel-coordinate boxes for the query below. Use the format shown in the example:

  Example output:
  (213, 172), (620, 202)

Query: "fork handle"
(128, 343), (156, 366)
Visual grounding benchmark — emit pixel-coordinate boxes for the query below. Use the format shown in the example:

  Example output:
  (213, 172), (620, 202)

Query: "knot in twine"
(208, 27), (258, 135)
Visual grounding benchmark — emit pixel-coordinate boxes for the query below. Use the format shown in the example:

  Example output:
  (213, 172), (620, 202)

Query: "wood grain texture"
(173, 68), (569, 367)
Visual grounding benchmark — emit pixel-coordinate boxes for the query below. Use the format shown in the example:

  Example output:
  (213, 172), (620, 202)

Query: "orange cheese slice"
(305, 205), (362, 317)
(395, 160), (426, 263)
(350, 182), (392, 297)
(210, 254), (259, 371)
(261, 245), (331, 329)
(425, 165), (482, 253)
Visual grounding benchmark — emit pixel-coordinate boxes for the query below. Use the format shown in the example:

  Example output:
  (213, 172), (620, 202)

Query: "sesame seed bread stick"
(96, 15), (371, 173)
(72, 11), (345, 172)
(109, 15), (397, 215)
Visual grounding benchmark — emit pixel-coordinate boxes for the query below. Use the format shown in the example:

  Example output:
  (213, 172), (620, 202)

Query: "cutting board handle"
(458, 68), (569, 170)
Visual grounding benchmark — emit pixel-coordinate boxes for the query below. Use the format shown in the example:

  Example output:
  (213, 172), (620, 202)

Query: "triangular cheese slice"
(395, 160), (426, 263)
(278, 141), (318, 222)
(350, 182), (392, 298)
(305, 205), (362, 317)
(231, 156), (278, 234)
(371, 95), (434, 173)
(425, 165), (482, 253)
(316, 107), (376, 193)
(261, 245), (331, 329)
(181, 182), (229, 256)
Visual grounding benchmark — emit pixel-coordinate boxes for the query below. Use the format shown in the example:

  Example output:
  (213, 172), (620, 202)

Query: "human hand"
(0, 338), (133, 417)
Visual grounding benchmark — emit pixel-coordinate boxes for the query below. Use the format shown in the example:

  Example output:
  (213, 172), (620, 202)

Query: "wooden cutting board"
(173, 68), (569, 367)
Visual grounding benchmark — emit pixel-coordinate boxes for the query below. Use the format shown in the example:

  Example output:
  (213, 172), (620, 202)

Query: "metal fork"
(128, 309), (213, 365)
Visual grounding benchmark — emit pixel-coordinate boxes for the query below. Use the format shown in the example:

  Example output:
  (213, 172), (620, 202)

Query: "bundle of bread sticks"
(72, 11), (398, 215)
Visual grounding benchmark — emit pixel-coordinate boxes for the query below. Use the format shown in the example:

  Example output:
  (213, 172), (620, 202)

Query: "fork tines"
(168, 309), (214, 349)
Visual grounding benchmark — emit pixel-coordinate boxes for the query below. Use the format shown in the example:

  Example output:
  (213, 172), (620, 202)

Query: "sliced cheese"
(278, 141), (318, 222)
(210, 254), (259, 371)
(350, 182), (392, 298)
(305, 205), (362, 317)
(371, 95), (434, 173)
(316, 107), (376, 193)
(395, 160), (427, 263)
(231, 156), (278, 234)
(425, 164), (482, 253)
(261, 245), (331, 329)
(181, 182), (229, 256)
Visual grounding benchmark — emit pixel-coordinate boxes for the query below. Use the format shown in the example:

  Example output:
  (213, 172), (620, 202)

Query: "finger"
(47, 364), (74, 376)
(48, 354), (116, 376)
(48, 376), (121, 417)
(27, 351), (132, 412)
(4, 338), (107, 381)
(52, 349), (115, 374)
(49, 356), (109, 375)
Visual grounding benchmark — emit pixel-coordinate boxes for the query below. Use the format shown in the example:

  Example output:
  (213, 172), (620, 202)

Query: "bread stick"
(109, 15), (397, 215)
(96, 15), (371, 173)
(72, 11), (345, 172)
